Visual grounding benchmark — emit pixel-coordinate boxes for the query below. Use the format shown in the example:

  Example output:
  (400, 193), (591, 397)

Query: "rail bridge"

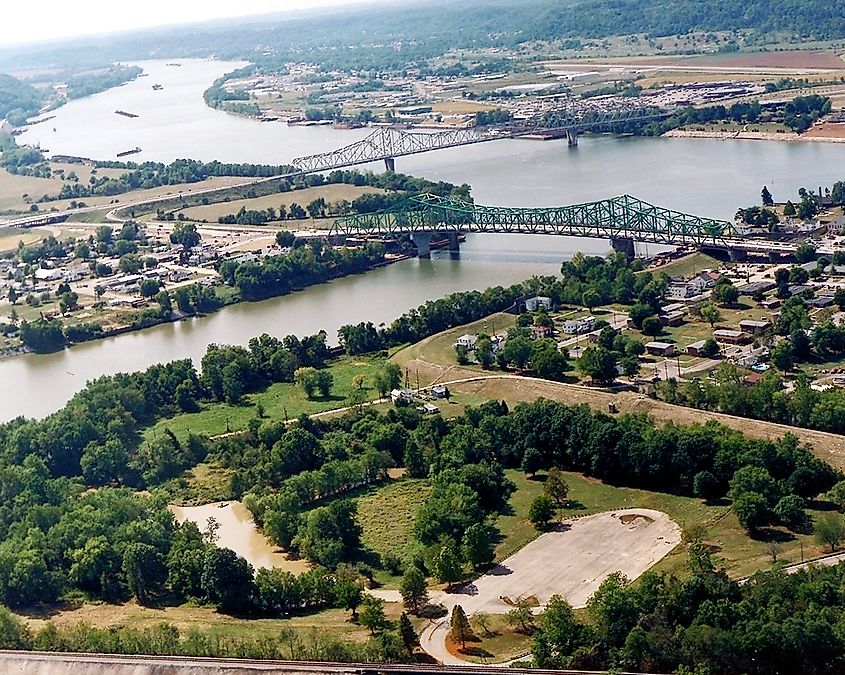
(329, 193), (750, 258)
(292, 106), (670, 174)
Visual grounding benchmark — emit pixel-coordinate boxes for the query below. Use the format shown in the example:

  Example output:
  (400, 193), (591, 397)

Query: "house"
(713, 329), (750, 345)
(761, 298), (781, 310)
(686, 339), (711, 357)
(524, 296), (552, 312)
(809, 296), (835, 309)
(660, 311), (685, 327)
(34, 268), (63, 282)
(667, 281), (699, 299)
(738, 319), (772, 335)
(645, 341), (676, 356)
(454, 334), (478, 350)
(531, 325), (553, 339)
(430, 385), (449, 399)
(695, 271), (721, 289)
(562, 316), (595, 334)
(661, 302), (687, 314)
(417, 402), (440, 415)
(737, 280), (777, 296)
(734, 346), (768, 368)
(742, 372), (765, 386)
(390, 389), (415, 404)
(788, 284), (813, 298)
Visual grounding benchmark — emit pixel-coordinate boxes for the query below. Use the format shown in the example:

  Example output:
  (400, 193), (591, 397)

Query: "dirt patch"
(686, 50), (845, 70)
(804, 122), (845, 139)
(619, 513), (655, 526)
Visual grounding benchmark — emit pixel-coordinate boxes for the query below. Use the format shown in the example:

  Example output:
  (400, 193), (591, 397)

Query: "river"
(6, 58), (845, 422)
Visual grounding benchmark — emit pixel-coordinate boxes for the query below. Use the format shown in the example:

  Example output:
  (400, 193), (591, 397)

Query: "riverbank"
(662, 127), (845, 143)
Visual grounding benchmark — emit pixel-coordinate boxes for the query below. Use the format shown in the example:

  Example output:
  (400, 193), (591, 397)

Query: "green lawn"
(143, 356), (388, 443)
(496, 469), (830, 579)
(457, 613), (532, 664)
(647, 252), (720, 279)
(358, 478), (432, 559)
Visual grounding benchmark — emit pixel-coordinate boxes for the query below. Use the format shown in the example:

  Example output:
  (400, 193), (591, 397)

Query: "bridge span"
(292, 107), (670, 174)
(330, 193), (808, 261)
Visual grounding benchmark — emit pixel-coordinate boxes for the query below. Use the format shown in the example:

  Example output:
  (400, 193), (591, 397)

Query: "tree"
(433, 542), (463, 589)
(628, 303), (654, 330)
(59, 291), (79, 315)
(544, 468), (570, 509)
(713, 283), (739, 306)
(449, 605), (475, 649)
(170, 222), (201, 250)
(700, 303), (721, 327)
(334, 568), (363, 618)
(700, 337), (720, 358)
(581, 288), (601, 313)
(359, 596), (387, 635)
(119, 253), (142, 274)
(475, 335), (494, 369)
(761, 185), (774, 206)
(294, 366), (320, 398)
(619, 356), (640, 377)
(122, 542), (166, 605)
(774, 494), (808, 531)
(461, 523), (495, 570)
(826, 480), (845, 511)
(275, 230), (295, 247)
(733, 491), (769, 533)
(315, 369), (333, 398)
(795, 242), (818, 264)
(770, 339), (794, 372)
(399, 612), (418, 654)
(156, 291), (173, 314)
(815, 513), (845, 552)
(641, 316), (663, 337)
(577, 346), (617, 384)
(532, 595), (586, 668)
(529, 495), (555, 530)
(374, 362), (402, 398)
(139, 278), (161, 298)
(7, 287), (18, 305)
(200, 547), (254, 612)
(507, 597), (536, 634)
(400, 567), (428, 613)
(783, 200), (796, 217)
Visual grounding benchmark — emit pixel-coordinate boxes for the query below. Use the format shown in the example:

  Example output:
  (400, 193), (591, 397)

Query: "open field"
(647, 251), (720, 278)
(176, 184), (388, 222)
(17, 601), (396, 644)
(358, 478), (432, 560)
(143, 357), (387, 443)
(0, 225), (47, 251)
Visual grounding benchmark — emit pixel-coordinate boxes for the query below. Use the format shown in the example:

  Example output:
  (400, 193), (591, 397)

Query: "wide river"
(6, 58), (845, 422)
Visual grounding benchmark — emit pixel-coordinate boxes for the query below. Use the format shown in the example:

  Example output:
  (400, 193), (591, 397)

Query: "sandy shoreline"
(663, 128), (845, 143)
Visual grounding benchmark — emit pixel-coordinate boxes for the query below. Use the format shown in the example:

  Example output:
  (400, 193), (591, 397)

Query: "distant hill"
(1, 0), (844, 73)
(0, 73), (42, 125)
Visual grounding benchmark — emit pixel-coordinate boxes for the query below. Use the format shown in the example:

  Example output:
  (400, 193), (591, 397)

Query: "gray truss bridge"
(291, 107), (670, 174)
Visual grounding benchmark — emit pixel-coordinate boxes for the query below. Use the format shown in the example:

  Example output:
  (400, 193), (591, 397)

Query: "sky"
(0, 0), (375, 47)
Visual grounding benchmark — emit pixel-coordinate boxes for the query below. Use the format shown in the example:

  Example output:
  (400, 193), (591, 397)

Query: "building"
(660, 310), (685, 327)
(430, 385), (449, 399)
(645, 341), (676, 356)
(531, 325), (553, 339)
(761, 298), (781, 310)
(737, 280), (777, 296)
(738, 319), (772, 335)
(33, 268), (63, 282)
(562, 315), (596, 334)
(809, 296), (835, 309)
(390, 389), (415, 404)
(454, 334), (477, 350)
(686, 339), (711, 357)
(713, 329), (750, 345)
(524, 296), (552, 312)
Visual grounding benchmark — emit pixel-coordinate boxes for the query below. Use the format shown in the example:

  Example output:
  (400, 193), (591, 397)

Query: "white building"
(524, 296), (552, 312)
(562, 316), (596, 334)
(455, 334), (478, 349)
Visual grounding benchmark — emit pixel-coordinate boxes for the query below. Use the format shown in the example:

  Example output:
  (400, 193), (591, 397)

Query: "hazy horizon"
(0, 0), (381, 49)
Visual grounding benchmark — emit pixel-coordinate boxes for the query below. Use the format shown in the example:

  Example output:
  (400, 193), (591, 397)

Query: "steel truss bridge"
(329, 193), (738, 249)
(291, 107), (670, 174)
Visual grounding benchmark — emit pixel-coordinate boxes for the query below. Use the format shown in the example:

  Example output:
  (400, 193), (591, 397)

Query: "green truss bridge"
(329, 194), (746, 258)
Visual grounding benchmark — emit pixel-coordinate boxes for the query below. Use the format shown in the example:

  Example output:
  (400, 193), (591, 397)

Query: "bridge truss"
(330, 194), (737, 247)
(291, 107), (671, 174)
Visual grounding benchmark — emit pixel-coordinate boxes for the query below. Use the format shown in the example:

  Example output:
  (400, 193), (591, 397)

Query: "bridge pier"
(610, 236), (635, 261)
(769, 251), (782, 263)
(411, 231), (433, 258)
(566, 128), (578, 147)
(447, 231), (461, 253)
(729, 248), (748, 263)
(384, 157), (395, 172)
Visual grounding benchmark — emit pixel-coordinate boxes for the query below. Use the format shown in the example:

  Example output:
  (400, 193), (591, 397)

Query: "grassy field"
(176, 184), (387, 222)
(454, 613), (531, 665)
(0, 226), (47, 252)
(648, 252), (720, 279)
(392, 312), (517, 371)
(18, 600), (403, 645)
(143, 356), (389, 443)
(358, 478), (432, 559)
(497, 469), (833, 579)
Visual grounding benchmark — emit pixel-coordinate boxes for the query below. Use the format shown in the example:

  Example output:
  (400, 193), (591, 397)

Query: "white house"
(562, 316), (596, 334)
(524, 296), (552, 312)
(455, 334), (478, 350)
(34, 268), (63, 282)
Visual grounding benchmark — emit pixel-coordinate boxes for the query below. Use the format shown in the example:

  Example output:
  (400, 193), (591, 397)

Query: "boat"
(115, 110), (139, 119)
(152, 84), (163, 91)
(116, 147), (142, 158)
